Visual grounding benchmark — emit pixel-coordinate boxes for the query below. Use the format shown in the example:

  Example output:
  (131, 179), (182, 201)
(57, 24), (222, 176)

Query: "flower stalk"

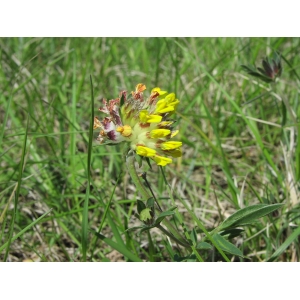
(126, 151), (190, 248)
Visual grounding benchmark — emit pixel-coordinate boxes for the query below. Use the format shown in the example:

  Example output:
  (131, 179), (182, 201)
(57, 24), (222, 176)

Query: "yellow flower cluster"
(94, 84), (182, 166)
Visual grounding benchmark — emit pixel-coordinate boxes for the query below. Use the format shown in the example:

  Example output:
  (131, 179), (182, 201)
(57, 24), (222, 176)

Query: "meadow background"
(0, 37), (299, 262)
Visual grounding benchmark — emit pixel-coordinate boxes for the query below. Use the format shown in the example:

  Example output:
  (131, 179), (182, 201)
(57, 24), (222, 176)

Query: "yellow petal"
(165, 93), (176, 102)
(155, 105), (174, 114)
(151, 87), (167, 96)
(139, 110), (162, 123)
(136, 145), (156, 157)
(116, 125), (132, 137)
(165, 93), (180, 110)
(161, 141), (182, 150)
(152, 155), (172, 166)
(158, 121), (174, 128)
(171, 130), (179, 138)
(150, 129), (171, 138)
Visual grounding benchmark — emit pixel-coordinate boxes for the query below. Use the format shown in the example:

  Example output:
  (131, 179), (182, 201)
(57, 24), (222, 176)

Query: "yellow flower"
(93, 83), (182, 166)
(152, 155), (173, 166)
(151, 87), (167, 96)
(161, 141), (182, 151)
(116, 125), (132, 137)
(136, 145), (156, 157)
(139, 110), (162, 124)
(150, 129), (171, 138)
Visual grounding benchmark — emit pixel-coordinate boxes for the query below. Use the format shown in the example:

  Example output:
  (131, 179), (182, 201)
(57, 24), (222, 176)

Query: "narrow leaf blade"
(155, 210), (175, 224)
(93, 232), (143, 262)
(218, 204), (283, 231)
(213, 234), (244, 258)
(267, 226), (300, 262)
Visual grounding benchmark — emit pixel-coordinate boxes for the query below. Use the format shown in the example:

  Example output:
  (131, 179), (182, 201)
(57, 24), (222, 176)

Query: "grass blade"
(217, 203), (284, 231)
(81, 75), (94, 261)
(4, 114), (29, 261)
(212, 234), (244, 258)
(93, 232), (143, 262)
(0, 209), (53, 253)
(267, 226), (300, 262)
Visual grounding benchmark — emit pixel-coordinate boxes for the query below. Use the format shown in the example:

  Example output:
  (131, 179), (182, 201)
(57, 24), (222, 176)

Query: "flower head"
(94, 84), (182, 166)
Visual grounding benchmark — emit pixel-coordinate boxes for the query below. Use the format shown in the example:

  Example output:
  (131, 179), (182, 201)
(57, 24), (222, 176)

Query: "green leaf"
(267, 226), (300, 262)
(241, 64), (257, 74)
(212, 234), (244, 258)
(139, 226), (154, 235)
(145, 157), (152, 170)
(4, 114), (29, 261)
(168, 206), (178, 211)
(190, 228), (197, 244)
(120, 92), (125, 107)
(174, 254), (197, 262)
(196, 242), (213, 250)
(281, 100), (287, 127)
(140, 208), (152, 222)
(155, 210), (176, 225)
(135, 152), (143, 168)
(146, 197), (154, 208)
(220, 228), (244, 239)
(241, 64), (273, 83)
(217, 203), (283, 231)
(0, 209), (52, 253)
(137, 200), (146, 214)
(93, 232), (143, 262)
(124, 226), (146, 233)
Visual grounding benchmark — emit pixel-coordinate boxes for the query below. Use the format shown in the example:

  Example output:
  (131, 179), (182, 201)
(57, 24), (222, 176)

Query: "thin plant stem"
(126, 152), (151, 201)
(126, 152), (191, 248)
(141, 172), (163, 212)
(156, 224), (191, 248)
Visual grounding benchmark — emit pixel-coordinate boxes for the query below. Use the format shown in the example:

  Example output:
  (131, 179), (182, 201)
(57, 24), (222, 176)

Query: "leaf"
(281, 101), (287, 127)
(168, 206), (178, 211)
(241, 64), (273, 83)
(174, 254), (197, 262)
(217, 203), (283, 231)
(155, 210), (176, 225)
(139, 208), (152, 222)
(241, 64), (257, 74)
(212, 234), (244, 258)
(0, 209), (52, 252)
(93, 232), (143, 262)
(196, 242), (213, 250)
(267, 225), (300, 262)
(135, 152), (143, 168)
(220, 228), (244, 239)
(146, 197), (154, 208)
(190, 228), (197, 244)
(137, 200), (146, 214)
(120, 92), (125, 107)
(124, 226), (146, 233)
(139, 226), (154, 235)
(145, 157), (152, 170)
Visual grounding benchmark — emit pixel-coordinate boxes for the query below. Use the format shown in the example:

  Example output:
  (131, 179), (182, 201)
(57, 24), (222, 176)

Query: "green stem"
(126, 152), (151, 201)
(157, 224), (191, 248)
(126, 152), (190, 248)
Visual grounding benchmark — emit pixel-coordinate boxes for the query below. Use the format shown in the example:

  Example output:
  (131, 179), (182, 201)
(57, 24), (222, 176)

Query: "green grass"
(0, 37), (299, 262)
